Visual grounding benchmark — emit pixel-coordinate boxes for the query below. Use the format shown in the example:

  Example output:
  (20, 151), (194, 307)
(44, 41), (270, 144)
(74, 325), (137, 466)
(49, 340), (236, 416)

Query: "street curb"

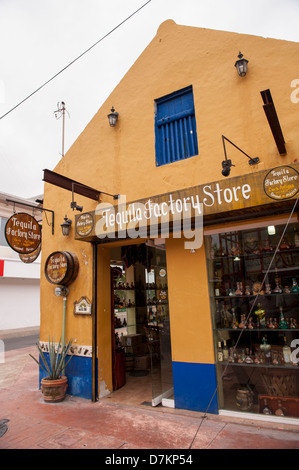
(0, 327), (40, 339)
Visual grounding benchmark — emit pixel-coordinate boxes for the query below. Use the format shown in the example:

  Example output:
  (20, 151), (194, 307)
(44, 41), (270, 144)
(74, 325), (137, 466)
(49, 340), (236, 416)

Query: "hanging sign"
(263, 165), (299, 201)
(75, 212), (94, 237)
(74, 296), (92, 315)
(45, 251), (79, 286)
(75, 162), (299, 242)
(5, 213), (41, 254)
(19, 245), (41, 264)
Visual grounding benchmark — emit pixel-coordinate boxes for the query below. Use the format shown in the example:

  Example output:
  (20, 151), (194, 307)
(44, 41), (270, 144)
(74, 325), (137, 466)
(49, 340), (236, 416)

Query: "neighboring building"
(0, 191), (42, 336)
(40, 21), (299, 422)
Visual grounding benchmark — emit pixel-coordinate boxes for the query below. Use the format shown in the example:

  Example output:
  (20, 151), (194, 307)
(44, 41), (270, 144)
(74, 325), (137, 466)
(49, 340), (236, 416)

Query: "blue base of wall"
(39, 354), (93, 400)
(172, 361), (218, 414)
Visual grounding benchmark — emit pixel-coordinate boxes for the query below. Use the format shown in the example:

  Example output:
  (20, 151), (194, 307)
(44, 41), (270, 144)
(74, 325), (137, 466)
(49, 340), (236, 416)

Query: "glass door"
(145, 241), (174, 407)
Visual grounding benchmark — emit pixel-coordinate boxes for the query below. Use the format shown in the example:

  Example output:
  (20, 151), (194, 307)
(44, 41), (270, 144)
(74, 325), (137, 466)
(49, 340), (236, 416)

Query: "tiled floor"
(103, 370), (153, 406)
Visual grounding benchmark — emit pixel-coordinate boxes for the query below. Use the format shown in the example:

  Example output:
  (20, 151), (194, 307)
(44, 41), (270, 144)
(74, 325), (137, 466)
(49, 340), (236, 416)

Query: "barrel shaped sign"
(45, 251), (79, 286)
(5, 213), (41, 254)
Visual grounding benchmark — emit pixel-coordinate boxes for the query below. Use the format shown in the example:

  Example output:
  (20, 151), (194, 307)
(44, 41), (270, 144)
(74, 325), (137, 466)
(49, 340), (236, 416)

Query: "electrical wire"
(0, 0), (152, 121)
(189, 194), (299, 449)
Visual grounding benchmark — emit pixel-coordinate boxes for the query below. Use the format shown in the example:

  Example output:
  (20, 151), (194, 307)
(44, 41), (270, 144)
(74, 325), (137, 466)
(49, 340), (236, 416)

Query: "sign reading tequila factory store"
(5, 212), (41, 254)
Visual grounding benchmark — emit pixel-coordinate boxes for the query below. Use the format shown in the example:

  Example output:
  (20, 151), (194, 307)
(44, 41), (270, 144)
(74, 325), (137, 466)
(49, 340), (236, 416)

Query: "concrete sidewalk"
(0, 345), (298, 451)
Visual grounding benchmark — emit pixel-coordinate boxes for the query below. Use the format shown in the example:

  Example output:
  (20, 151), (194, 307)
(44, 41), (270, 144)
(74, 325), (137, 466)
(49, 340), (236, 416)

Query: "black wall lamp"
(107, 106), (119, 127)
(61, 215), (72, 236)
(235, 52), (248, 77)
(221, 135), (260, 177)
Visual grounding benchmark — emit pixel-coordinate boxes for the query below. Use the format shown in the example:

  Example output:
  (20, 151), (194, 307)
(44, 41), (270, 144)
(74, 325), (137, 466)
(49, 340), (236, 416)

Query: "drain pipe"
(54, 286), (69, 375)
(62, 294), (67, 375)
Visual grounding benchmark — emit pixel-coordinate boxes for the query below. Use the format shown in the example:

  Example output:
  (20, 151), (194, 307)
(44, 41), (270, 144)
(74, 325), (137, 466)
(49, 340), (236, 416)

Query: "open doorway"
(109, 241), (174, 407)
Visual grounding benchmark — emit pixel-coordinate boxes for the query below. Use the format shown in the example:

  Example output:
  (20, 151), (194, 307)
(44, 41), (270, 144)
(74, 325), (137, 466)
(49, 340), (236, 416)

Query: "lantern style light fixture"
(61, 215), (72, 236)
(107, 106), (119, 127)
(235, 51), (248, 77)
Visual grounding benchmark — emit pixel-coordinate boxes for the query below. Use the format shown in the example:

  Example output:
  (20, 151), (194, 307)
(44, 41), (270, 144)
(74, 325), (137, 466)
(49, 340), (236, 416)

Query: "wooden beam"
(261, 89), (286, 155)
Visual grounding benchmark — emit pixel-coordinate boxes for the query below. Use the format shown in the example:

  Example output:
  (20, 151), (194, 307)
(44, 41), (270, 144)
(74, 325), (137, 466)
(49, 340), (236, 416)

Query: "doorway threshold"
(219, 409), (299, 426)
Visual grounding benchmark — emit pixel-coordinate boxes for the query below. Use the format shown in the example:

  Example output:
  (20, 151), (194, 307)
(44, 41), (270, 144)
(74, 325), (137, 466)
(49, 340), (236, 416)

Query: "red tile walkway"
(0, 346), (298, 450)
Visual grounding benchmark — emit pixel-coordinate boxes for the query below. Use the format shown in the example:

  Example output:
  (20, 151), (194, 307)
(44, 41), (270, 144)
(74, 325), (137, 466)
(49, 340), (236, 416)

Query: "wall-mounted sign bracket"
(5, 198), (55, 235)
(222, 135), (260, 165)
(43, 169), (120, 202)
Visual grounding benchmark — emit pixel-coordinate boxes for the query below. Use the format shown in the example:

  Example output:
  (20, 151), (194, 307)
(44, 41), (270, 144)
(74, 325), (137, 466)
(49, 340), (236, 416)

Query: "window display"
(205, 221), (299, 418)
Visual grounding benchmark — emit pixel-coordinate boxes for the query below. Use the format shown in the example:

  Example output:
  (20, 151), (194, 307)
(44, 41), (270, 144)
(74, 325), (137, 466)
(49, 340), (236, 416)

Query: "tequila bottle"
(255, 304), (266, 328)
(245, 284), (251, 296)
(260, 336), (271, 363)
(265, 283), (271, 295)
(279, 307), (288, 329)
(223, 340), (229, 361)
(262, 399), (273, 415)
(245, 348), (253, 363)
(239, 314), (247, 329)
(235, 282), (243, 296)
(290, 318), (297, 329)
(217, 342), (224, 362)
(231, 308), (239, 329)
(273, 278), (283, 294)
(283, 336), (292, 363)
(275, 400), (286, 417)
(273, 269), (282, 293)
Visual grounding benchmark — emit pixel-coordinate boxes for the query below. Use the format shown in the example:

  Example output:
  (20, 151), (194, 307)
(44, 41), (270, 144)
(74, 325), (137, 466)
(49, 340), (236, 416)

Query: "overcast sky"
(1, 0), (299, 199)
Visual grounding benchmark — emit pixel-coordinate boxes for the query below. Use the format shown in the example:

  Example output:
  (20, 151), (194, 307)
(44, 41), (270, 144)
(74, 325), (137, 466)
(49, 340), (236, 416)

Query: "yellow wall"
(166, 237), (214, 364)
(40, 185), (94, 346)
(96, 246), (113, 395)
(40, 20), (299, 381)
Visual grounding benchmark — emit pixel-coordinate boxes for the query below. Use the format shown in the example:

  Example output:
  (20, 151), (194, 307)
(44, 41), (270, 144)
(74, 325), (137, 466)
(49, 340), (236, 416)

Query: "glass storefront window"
(205, 221), (299, 418)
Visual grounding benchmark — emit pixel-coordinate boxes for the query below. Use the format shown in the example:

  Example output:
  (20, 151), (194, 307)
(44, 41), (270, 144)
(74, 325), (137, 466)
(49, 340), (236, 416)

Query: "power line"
(0, 0), (152, 121)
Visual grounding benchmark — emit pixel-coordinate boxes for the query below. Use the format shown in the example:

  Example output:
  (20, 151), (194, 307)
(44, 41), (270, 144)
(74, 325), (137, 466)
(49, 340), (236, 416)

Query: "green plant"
(29, 337), (73, 380)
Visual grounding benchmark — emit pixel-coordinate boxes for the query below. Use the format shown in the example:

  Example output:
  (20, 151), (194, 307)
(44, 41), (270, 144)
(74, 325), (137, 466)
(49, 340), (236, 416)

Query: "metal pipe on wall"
(92, 242), (98, 402)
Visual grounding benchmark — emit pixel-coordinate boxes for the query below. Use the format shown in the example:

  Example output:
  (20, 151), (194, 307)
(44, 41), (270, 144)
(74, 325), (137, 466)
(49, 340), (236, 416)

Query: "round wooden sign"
(263, 166), (299, 201)
(75, 212), (94, 237)
(19, 244), (41, 264)
(5, 212), (41, 254)
(45, 251), (79, 286)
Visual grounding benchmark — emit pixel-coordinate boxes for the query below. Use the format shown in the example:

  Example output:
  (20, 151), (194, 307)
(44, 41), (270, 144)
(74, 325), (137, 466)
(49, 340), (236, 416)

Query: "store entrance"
(110, 241), (174, 407)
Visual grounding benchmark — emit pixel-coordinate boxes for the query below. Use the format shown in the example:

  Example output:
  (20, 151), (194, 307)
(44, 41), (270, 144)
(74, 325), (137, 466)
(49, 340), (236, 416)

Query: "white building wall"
(0, 277), (40, 330)
(0, 191), (42, 334)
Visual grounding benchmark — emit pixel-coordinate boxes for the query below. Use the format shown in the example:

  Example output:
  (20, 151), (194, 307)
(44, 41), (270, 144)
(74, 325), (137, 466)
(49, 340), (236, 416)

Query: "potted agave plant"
(30, 337), (73, 403)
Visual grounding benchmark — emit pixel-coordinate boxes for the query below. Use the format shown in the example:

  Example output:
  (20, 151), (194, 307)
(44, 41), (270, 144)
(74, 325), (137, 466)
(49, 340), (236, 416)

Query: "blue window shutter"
(155, 86), (198, 166)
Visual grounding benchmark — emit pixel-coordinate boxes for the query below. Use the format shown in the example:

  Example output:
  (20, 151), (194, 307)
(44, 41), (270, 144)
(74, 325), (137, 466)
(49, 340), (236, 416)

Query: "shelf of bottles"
(146, 278), (169, 327)
(205, 222), (299, 417)
(113, 280), (137, 336)
(113, 275), (169, 335)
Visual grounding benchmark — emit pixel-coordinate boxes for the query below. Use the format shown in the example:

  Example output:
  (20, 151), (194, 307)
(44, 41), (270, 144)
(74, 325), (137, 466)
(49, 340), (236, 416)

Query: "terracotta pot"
(40, 376), (68, 403)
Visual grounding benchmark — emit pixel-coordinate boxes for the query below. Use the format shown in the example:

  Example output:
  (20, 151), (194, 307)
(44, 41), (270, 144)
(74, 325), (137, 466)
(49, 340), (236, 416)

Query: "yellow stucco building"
(40, 21), (299, 420)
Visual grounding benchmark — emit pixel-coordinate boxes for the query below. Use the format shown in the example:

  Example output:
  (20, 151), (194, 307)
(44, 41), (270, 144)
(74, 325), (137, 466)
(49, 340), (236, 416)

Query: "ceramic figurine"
(291, 278), (299, 293)
(255, 304), (266, 327)
(279, 307), (288, 329)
